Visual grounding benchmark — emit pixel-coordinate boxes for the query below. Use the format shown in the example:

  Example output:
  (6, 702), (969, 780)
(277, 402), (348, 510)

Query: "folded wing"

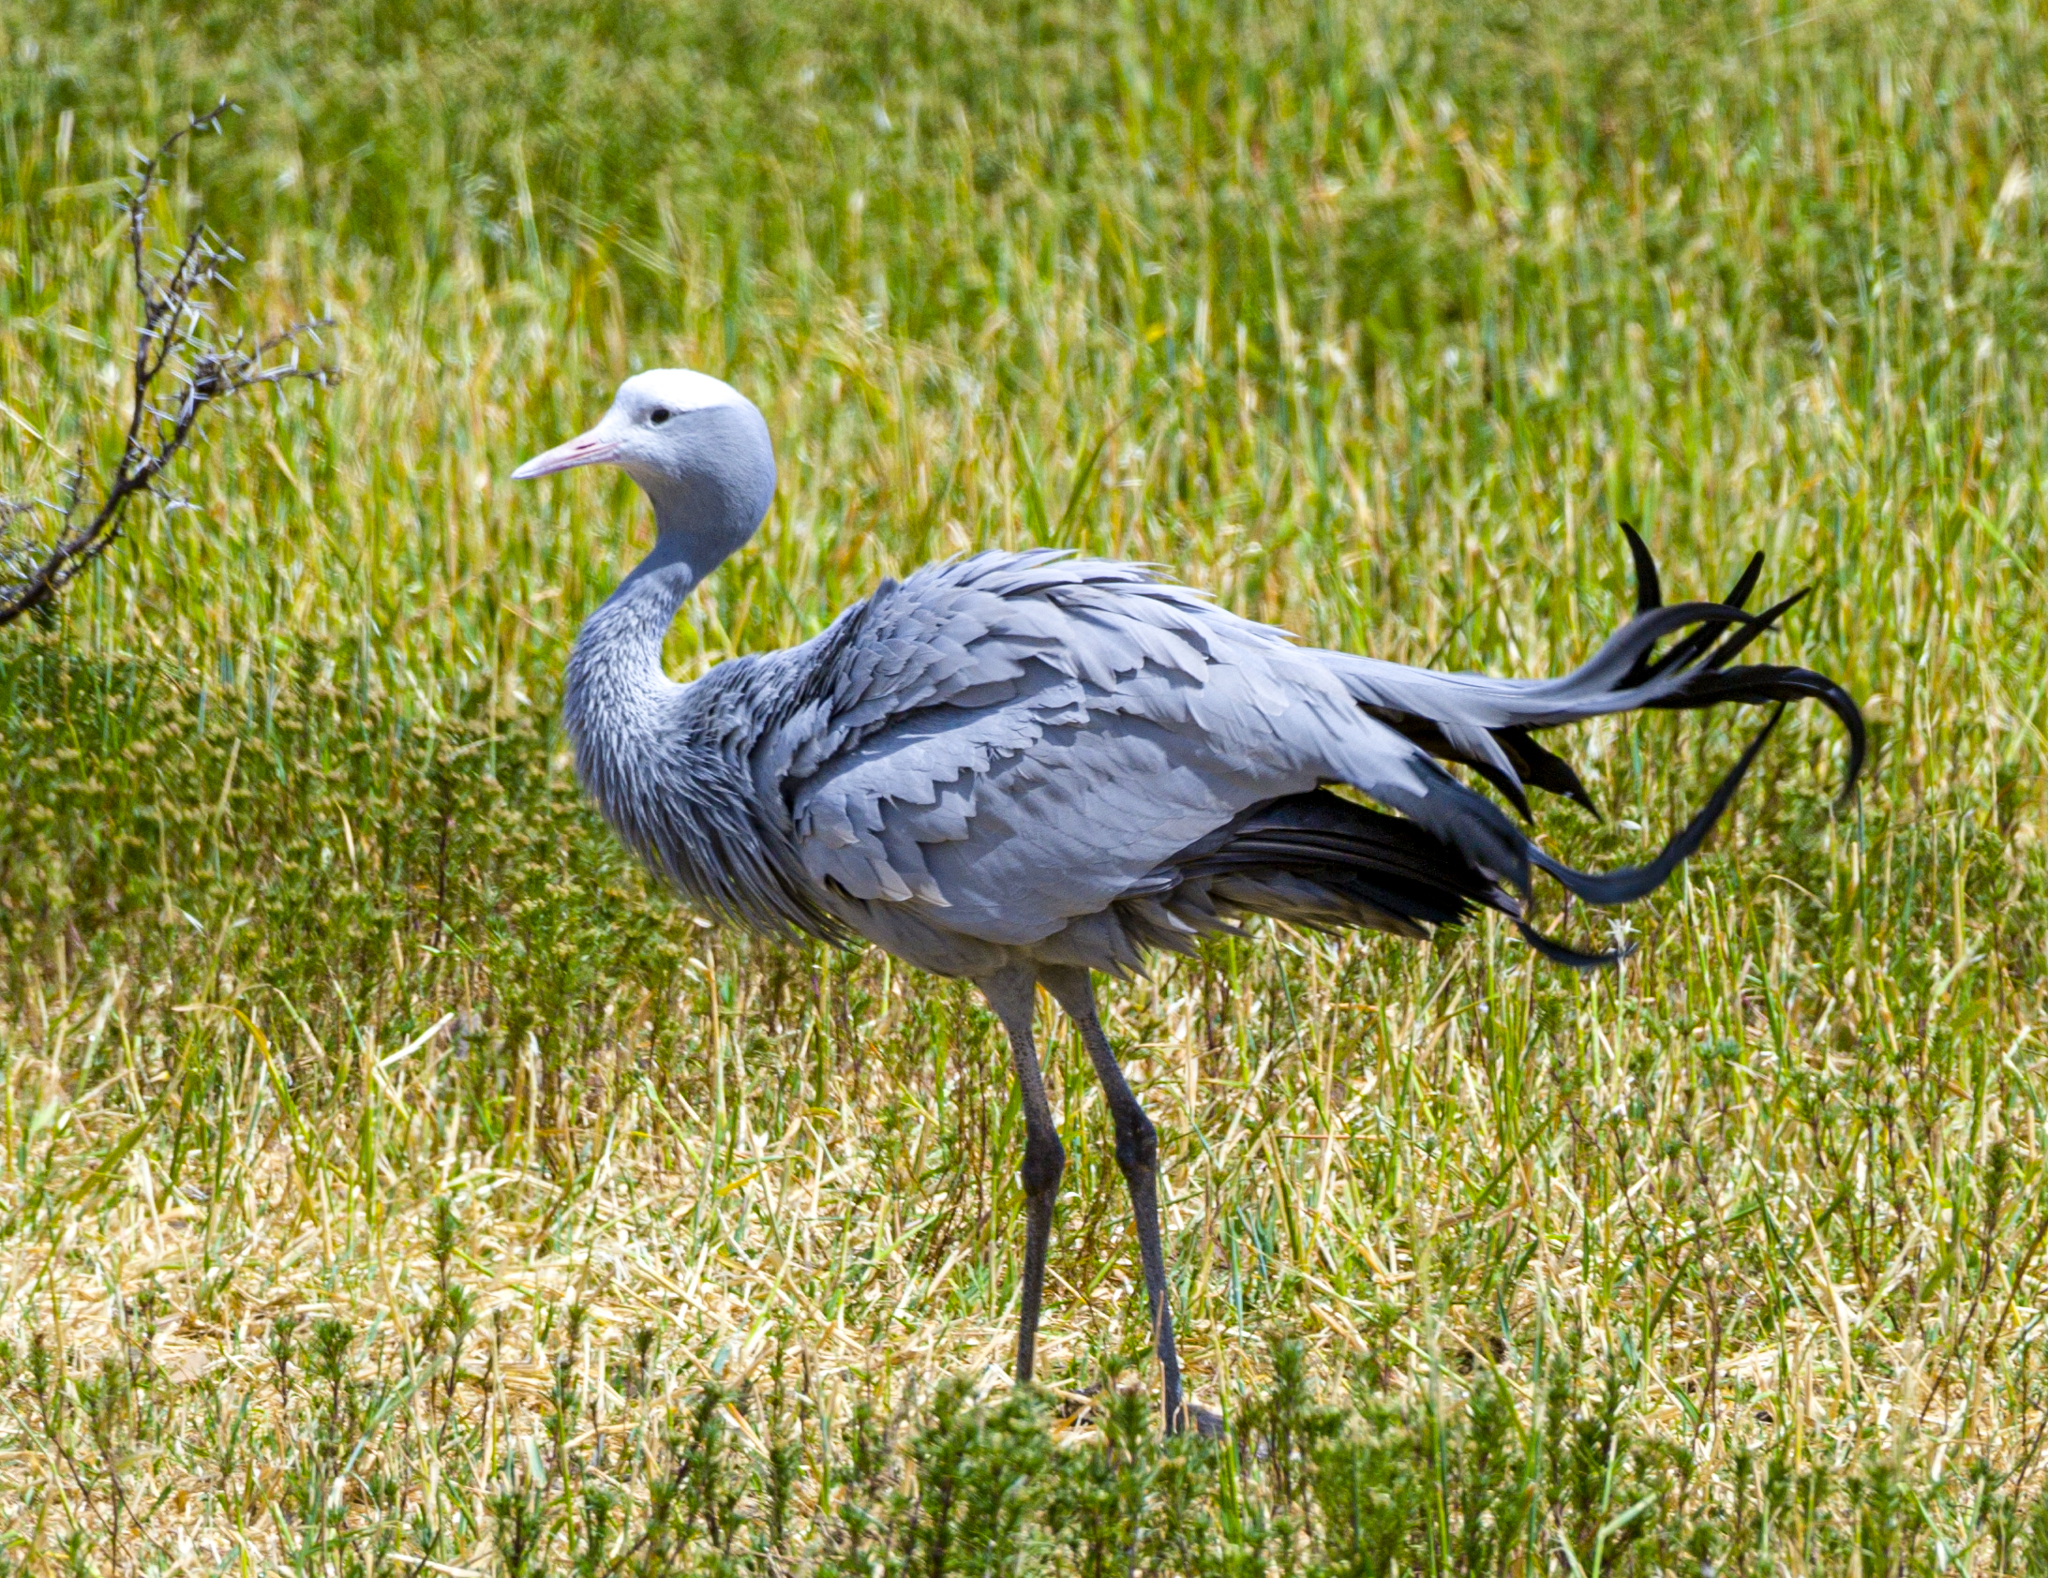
(755, 536), (1861, 971)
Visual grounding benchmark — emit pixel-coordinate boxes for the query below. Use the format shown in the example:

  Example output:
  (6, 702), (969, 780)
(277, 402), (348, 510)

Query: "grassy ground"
(3, 0), (2048, 1570)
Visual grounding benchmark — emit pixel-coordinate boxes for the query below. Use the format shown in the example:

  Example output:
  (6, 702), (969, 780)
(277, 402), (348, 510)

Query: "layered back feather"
(564, 536), (1862, 978)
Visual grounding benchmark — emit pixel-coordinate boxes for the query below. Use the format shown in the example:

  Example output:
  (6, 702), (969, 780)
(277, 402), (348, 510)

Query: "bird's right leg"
(978, 965), (1065, 1388)
(1040, 965), (1191, 1434)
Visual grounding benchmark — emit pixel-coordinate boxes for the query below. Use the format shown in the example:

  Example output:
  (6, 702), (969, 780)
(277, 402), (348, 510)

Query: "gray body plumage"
(518, 366), (1863, 1433)
(564, 544), (1858, 980)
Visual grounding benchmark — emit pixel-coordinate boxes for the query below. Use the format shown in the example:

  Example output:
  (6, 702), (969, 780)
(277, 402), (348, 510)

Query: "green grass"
(3, 0), (2048, 1570)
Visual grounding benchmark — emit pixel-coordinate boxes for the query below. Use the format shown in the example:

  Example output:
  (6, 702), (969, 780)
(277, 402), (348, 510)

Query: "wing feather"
(743, 542), (1857, 969)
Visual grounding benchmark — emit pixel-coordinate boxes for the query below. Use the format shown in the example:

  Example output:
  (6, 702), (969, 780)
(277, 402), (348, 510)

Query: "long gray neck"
(562, 544), (695, 821)
(564, 484), (767, 831)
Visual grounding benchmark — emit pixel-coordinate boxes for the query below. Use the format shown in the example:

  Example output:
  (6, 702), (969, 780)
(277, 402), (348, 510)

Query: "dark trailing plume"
(1365, 528), (1864, 820)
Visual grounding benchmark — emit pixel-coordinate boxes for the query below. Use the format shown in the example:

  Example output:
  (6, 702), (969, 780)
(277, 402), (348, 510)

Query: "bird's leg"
(978, 965), (1065, 1390)
(1040, 966), (1188, 1434)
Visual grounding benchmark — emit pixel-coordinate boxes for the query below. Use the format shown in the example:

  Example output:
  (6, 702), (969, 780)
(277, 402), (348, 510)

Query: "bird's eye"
(649, 407), (672, 426)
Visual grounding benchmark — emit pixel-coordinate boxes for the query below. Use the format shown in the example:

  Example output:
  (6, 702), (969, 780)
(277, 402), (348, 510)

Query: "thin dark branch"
(0, 99), (337, 628)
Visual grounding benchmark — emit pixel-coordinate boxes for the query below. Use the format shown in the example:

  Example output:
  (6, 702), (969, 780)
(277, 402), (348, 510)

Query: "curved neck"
(637, 475), (750, 584)
(563, 550), (697, 774)
(571, 470), (747, 702)
(613, 519), (703, 605)
(592, 550), (697, 648)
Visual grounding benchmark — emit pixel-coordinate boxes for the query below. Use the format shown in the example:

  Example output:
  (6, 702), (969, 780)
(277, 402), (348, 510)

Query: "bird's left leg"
(1040, 965), (1190, 1434)
(978, 965), (1065, 1390)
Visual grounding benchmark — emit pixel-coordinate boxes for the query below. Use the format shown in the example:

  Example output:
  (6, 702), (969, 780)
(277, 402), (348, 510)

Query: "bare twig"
(0, 99), (336, 628)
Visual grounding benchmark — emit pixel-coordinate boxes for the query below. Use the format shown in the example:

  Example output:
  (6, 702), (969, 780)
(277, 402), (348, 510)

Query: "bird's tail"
(1182, 529), (1865, 966)
(1323, 525), (1864, 819)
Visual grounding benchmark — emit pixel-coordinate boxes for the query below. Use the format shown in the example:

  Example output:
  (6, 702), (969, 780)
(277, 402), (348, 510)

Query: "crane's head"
(512, 369), (776, 568)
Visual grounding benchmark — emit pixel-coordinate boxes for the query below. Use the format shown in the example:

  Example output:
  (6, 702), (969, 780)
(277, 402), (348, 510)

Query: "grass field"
(4, 0), (2048, 1570)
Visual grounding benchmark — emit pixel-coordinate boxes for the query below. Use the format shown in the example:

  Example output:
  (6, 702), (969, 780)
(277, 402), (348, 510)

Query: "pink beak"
(511, 426), (619, 480)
